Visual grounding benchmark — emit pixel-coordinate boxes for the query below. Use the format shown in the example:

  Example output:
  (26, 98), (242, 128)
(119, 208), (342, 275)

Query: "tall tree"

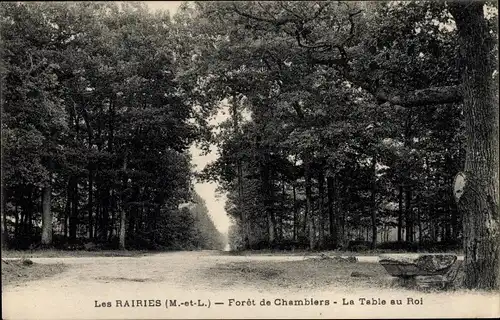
(1, 2), (222, 252)
(182, 1), (498, 289)
(448, 2), (499, 290)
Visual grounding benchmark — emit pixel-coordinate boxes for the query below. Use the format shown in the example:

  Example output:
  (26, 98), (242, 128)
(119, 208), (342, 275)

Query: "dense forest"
(1, 1), (498, 290)
(178, 1), (498, 289)
(188, 1), (470, 250)
(1, 2), (224, 250)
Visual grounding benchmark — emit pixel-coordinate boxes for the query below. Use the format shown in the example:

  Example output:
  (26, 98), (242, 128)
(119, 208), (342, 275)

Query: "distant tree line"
(1, 1), (499, 290)
(1, 2), (223, 250)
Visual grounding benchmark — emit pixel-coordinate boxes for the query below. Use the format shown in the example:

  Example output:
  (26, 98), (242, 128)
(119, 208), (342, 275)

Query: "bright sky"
(145, 1), (232, 235)
(144, 1), (183, 14)
(189, 117), (231, 236)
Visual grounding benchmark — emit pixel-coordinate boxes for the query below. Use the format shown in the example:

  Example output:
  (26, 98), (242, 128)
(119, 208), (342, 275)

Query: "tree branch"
(342, 9), (363, 46)
(375, 85), (463, 107)
(311, 56), (463, 106)
(232, 2), (464, 108)
(295, 28), (332, 51)
(292, 101), (305, 119)
(231, 4), (294, 26)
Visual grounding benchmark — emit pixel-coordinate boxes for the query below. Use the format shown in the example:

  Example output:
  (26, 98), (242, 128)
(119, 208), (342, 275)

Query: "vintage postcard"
(1, 1), (499, 319)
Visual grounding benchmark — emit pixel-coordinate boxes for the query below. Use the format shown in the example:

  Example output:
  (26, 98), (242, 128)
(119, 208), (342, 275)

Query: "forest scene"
(1, 2), (499, 319)
(1, 2), (225, 251)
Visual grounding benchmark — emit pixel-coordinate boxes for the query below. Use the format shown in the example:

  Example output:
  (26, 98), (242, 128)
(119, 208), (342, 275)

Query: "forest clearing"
(2, 251), (497, 319)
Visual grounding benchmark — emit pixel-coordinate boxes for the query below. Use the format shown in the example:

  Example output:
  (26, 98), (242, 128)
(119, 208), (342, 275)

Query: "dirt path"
(2, 251), (496, 319)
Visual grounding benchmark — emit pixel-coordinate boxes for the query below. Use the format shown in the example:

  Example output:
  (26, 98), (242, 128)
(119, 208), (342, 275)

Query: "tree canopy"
(179, 1), (498, 289)
(1, 2), (223, 251)
(1, 1), (498, 290)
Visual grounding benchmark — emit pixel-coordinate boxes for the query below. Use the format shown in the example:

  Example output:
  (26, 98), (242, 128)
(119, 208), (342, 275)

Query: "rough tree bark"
(63, 180), (71, 238)
(40, 155), (54, 246)
(279, 179), (286, 242)
(327, 175), (337, 247)
(269, 172), (277, 245)
(370, 156), (377, 250)
(318, 168), (325, 249)
(260, 149), (275, 246)
(231, 96), (249, 248)
(398, 185), (403, 242)
(232, 1), (499, 286)
(405, 188), (413, 243)
(449, 2), (500, 290)
(2, 186), (8, 247)
(41, 184), (52, 245)
(69, 177), (78, 242)
(118, 155), (127, 250)
(238, 164), (249, 248)
(88, 168), (93, 239)
(292, 183), (297, 242)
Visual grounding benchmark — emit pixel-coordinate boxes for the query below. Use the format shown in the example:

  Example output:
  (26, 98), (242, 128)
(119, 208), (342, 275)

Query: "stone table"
(379, 254), (461, 290)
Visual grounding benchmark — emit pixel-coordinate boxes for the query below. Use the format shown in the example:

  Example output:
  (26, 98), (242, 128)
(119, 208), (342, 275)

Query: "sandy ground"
(2, 251), (498, 319)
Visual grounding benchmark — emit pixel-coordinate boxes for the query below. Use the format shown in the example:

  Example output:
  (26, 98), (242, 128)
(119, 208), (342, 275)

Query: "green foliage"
(1, 2), (220, 251)
(184, 1), (468, 250)
(2, 1), (493, 254)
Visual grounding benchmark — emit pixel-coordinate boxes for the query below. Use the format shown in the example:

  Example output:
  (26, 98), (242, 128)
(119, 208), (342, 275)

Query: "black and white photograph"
(1, 1), (499, 319)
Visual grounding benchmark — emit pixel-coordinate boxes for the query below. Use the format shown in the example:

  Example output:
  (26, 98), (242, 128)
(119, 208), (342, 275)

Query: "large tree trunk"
(119, 207), (126, 250)
(304, 156), (314, 250)
(69, 177), (78, 242)
(318, 168), (325, 249)
(63, 180), (71, 239)
(417, 197), (422, 243)
(119, 156), (127, 250)
(88, 168), (93, 240)
(271, 177), (278, 243)
(238, 163), (249, 249)
(370, 157), (377, 250)
(397, 184), (403, 242)
(99, 187), (110, 241)
(23, 186), (34, 236)
(255, 134), (275, 246)
(2, 186), (8, 248)
(405, 187), (413, 243)
(231, 96), (249, 249)
(449, 2), (500, 290)
(265, 182), (275, 246)
(41, 183), (52, 245)
(14, 204), (19, 241)
(327, 176), (337, 248)
(108, 188), (116, 241)
(279, 179), (286, 242)
(262, 158), (275, 246)
(292, 183), (297, 242)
